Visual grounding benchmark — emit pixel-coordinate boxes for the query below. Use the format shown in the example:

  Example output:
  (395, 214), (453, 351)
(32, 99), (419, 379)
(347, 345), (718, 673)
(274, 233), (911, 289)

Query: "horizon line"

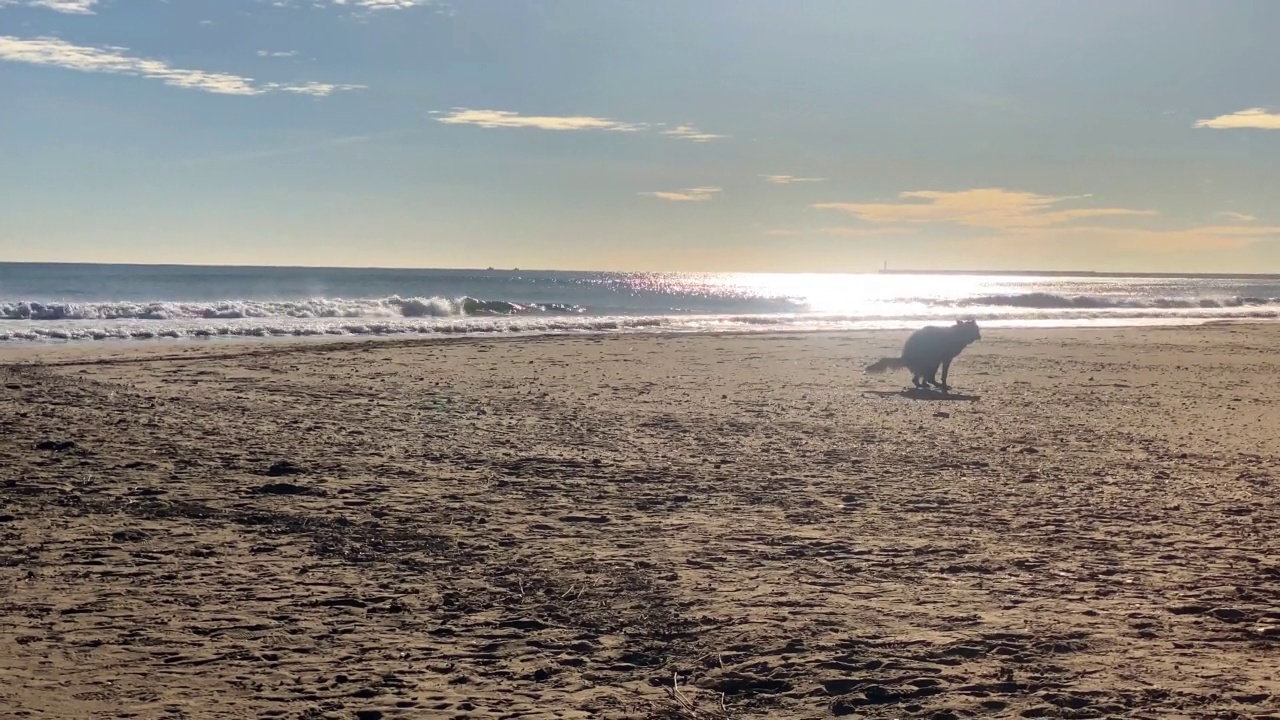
(2, 260), (1280, 279)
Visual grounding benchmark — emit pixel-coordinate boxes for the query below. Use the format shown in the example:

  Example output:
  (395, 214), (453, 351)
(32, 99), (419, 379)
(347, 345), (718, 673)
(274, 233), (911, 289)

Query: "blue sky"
(2, 0), (1279, 272)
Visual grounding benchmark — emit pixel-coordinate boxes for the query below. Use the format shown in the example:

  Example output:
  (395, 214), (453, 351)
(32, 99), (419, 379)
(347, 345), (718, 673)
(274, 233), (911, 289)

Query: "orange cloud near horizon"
(1194, 108), (1280, 130)
(812, 188), (1157, 230)
(808, 187), (1279, 254)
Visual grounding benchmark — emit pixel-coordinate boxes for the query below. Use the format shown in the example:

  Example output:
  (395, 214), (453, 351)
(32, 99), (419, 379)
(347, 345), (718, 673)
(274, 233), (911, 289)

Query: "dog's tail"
(864, 357), (905, 374)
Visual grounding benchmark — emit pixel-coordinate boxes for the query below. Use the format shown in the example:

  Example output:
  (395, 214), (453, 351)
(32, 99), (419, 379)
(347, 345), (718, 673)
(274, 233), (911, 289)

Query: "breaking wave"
(7, 292), (1275, 323)
(3, 307), (1279, 343)
(927, 293), (1280, 310)
(0, 316), (671, 342)
(0, 295), (585, 321)
(6, 284), (1280, 344)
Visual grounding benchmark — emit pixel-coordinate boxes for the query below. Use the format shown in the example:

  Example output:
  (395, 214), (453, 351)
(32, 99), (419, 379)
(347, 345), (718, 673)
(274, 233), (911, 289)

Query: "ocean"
(2, 262), (1279, 344)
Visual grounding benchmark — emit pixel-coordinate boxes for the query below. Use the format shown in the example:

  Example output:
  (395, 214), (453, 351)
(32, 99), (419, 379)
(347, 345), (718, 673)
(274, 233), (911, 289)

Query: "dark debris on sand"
(263, 459), (308, 477)
(254, 482), (319, 496)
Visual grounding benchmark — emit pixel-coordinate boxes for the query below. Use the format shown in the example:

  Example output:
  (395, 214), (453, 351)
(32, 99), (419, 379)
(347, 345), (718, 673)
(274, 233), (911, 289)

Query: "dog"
(865, 320), (981, 391)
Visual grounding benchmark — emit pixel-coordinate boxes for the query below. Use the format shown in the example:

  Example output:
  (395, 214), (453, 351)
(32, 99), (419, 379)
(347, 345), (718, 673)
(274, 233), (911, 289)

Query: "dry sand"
(1, 326), (1278, 719)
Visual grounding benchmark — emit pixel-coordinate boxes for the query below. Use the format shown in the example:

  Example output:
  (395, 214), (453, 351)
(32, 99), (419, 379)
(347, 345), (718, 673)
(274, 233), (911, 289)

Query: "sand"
(1, 326), (1278, 719)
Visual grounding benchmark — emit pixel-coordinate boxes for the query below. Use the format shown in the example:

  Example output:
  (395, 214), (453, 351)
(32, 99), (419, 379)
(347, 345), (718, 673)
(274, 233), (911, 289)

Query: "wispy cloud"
(276, 81), (364, 96)
(809, 187), (1275, 252)
(661, 124), (728, 142)
(0, 36), (363, 96)
(1, 0), (100, 13)
(268, 0), (455, 15)
(767, 226), (918, 237)
(1217, 211), (1257, 223)
(257, 50), (299, 58)
(640, 187), (721, 202)
(270, 0), (437, 8)
(435, 108), (645, 132)
(760, 174), (825, 185)
(813, 188), (1155, 230)
(336, 0), (432, 7)
(434, 109), (726, 143)
(1194, 108), (1280, 130)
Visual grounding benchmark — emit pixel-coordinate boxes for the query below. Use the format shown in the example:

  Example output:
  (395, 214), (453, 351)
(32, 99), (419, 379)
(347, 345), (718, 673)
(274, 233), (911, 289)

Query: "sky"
(2, 0), (1280, 273)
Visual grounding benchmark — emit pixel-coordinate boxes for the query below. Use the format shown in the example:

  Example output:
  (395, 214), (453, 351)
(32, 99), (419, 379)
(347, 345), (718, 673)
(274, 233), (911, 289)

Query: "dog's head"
(954, 319), (981, 343)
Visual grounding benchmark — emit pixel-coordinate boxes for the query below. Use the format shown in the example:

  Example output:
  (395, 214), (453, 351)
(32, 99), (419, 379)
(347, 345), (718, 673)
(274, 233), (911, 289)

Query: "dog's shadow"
(866, 387), (980, 402)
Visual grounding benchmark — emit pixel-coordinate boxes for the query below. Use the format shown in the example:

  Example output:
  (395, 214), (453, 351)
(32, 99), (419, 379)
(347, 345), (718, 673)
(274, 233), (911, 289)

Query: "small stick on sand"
(670, 672), (695, 713)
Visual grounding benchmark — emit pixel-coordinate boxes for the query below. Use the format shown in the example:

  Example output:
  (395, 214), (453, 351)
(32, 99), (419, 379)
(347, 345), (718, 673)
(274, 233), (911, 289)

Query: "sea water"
(2, 262), (1279, 343)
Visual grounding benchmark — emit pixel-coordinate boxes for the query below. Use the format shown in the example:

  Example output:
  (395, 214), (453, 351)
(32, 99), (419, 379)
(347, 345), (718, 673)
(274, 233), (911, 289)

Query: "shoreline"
(0, 318), (1267, 367)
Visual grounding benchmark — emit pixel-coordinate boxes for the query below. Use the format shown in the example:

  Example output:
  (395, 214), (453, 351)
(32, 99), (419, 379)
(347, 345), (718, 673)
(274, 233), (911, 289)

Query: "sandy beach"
(1, 326), (1278, 719)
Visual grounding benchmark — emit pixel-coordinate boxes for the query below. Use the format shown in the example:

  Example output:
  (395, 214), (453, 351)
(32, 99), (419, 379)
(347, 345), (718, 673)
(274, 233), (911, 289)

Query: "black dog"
(865, 320), (981, 391)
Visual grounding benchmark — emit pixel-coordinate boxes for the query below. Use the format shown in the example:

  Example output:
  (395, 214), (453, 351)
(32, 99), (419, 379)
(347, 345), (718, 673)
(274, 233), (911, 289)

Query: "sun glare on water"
(668, 272), (998, 316)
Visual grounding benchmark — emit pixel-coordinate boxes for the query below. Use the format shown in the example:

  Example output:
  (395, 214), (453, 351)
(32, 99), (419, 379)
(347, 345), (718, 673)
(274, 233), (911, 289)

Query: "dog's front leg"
(923, 362), (943, 389)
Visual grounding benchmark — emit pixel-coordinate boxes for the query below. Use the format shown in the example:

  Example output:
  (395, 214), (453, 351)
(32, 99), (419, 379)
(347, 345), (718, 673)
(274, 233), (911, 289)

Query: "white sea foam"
(0, 295), (586, 322)
(933, 292), (1280, 310)
(2, 306), (1277, 343)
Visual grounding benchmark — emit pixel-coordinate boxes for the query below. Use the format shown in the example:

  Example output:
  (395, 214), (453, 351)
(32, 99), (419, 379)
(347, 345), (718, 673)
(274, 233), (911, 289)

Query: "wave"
(8, 292), (1275, 323)
(925, 293), (1280, 310)
(0, 316), (671, 342)
(3, 307), (1279, 342)
(0, 295), (586, 321)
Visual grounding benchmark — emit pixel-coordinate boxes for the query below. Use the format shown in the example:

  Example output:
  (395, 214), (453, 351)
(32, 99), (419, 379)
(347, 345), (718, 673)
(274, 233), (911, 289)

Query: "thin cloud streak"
(1217, 211), (1257, 223)
(760, 174), (825, 185)
(640, 187), (721, 202)
(269, 0), (443, 9)
(0, 36), (363, 96)
(0, 0), (99, 13)
(436, 109), (645, 132)
(661, 124), (727, 142)
(334, 0), (435, 7)
(767, 226), (918, 237)
(435, 109), (725, 142)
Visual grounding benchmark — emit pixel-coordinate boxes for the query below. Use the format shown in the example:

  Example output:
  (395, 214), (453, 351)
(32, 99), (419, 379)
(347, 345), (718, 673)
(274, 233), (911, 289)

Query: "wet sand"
(1, 326), (1278, 719)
